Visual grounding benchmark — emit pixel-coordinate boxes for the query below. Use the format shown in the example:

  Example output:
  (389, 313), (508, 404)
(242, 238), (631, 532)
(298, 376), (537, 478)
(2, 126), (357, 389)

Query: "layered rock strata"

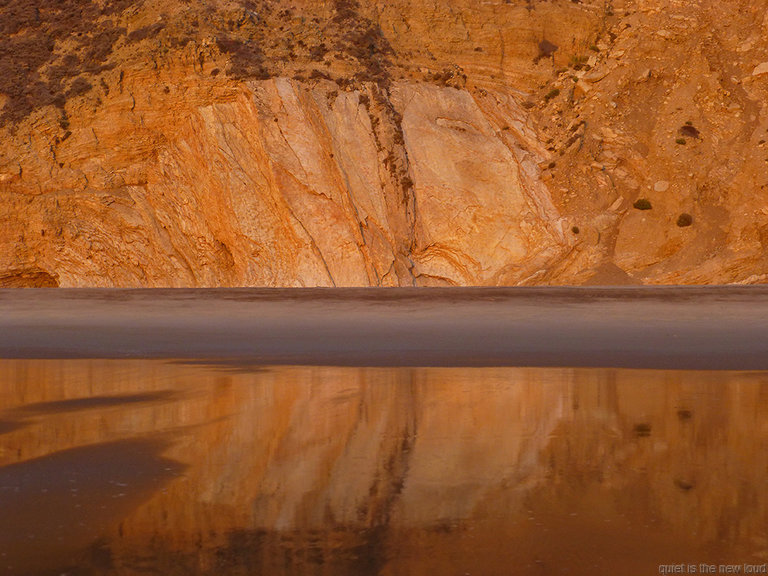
(2, 0), (768, 286)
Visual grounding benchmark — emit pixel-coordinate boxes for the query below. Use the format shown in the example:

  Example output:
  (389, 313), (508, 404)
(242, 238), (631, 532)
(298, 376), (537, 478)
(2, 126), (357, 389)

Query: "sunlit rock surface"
(2, 0), (768, 286)
(0, 75), (569, 287)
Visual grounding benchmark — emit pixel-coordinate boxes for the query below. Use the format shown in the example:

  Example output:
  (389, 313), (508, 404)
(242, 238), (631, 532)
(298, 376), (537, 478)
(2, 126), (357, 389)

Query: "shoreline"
(2, 286), (768, 369)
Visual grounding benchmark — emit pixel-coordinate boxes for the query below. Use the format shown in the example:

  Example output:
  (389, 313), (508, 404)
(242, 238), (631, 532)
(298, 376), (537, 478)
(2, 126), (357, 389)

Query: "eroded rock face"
(0, 73), (571, 286)
(2, 0), (768, 286)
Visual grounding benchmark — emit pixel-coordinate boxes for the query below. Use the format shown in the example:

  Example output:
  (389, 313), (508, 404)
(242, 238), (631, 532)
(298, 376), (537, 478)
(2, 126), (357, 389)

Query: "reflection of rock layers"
(103, 366), (566, 553)
(551, 370), (768, 550)
(1, 362), (768, 573)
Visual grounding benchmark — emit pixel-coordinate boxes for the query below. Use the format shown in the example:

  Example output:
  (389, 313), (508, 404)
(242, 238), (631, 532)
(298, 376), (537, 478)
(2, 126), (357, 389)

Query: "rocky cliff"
(1, 0), (768, 286)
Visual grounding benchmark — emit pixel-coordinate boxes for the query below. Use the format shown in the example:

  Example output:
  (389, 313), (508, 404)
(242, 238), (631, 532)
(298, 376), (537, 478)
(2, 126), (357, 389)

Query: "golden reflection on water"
(1, 361), (768, 575)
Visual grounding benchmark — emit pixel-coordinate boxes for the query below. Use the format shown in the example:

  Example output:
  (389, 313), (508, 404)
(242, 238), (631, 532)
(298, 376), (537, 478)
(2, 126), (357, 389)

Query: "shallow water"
(1, 360), (767, 575)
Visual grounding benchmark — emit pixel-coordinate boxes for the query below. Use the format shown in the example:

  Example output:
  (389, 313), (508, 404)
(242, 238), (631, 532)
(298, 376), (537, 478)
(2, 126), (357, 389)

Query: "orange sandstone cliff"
(2, 0), (768, 286)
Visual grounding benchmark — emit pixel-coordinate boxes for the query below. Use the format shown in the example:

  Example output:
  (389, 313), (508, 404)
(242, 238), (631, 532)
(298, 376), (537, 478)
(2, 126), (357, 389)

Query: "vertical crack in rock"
(359, 84), (418, 286)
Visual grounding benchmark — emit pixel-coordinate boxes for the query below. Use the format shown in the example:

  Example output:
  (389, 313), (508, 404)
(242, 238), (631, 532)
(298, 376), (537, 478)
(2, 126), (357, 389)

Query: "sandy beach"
(1, 287), (768, 369)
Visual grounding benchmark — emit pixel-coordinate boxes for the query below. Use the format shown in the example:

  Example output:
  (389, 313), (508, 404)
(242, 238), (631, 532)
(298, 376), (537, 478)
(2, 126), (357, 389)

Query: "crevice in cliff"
(311, 90), (385, 286)
(358, 84), (418, 286)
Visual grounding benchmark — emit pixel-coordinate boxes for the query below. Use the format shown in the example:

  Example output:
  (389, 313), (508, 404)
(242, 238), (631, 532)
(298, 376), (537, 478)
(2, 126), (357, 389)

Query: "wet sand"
(2, 287), (768, 368)
(2, 361), (768, 575)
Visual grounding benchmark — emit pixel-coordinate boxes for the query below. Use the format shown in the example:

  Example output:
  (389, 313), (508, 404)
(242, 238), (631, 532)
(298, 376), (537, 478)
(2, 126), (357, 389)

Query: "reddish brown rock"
(2, 0), (768, 286)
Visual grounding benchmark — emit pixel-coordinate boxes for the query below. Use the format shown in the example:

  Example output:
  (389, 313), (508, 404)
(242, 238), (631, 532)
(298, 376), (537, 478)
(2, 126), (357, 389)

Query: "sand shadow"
(14, 390), (178, 416)
(0, 420), (25, 436)
(0, 437), (185, 576)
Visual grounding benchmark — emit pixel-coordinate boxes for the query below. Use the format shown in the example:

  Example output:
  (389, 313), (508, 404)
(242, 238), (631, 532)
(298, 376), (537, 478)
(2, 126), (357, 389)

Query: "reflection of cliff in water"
(1, 361), (767, 575)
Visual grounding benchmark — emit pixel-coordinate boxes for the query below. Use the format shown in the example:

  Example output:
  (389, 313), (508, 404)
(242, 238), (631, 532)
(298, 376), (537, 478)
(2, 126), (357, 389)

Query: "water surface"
(1, 360), (767, 575)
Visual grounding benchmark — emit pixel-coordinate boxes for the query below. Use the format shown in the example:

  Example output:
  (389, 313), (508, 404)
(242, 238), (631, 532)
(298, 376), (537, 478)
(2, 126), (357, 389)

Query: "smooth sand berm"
(2, 287), (768, 369)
